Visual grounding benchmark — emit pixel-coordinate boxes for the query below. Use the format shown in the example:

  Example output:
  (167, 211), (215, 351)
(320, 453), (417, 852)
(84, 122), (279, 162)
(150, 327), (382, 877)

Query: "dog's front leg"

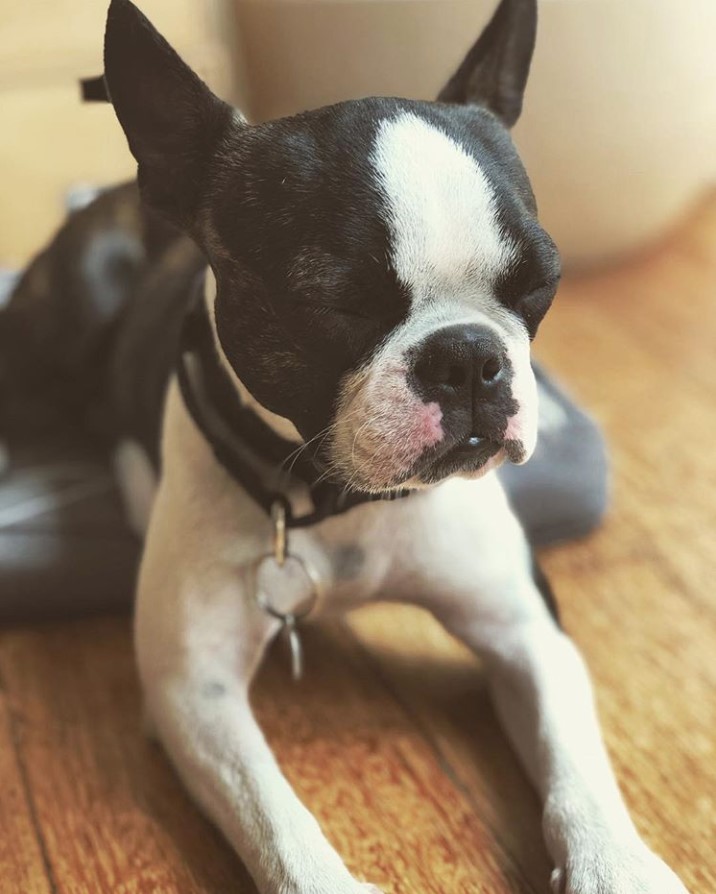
(407, 480), (689, 894)
(138, 578), (381, 894)
(471, 620), (689, 894)
(135, 498), (380, 893)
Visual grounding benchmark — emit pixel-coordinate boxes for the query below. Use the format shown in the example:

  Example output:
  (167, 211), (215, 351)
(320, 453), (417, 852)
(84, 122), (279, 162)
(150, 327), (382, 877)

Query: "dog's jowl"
(3, 0), (690, 892)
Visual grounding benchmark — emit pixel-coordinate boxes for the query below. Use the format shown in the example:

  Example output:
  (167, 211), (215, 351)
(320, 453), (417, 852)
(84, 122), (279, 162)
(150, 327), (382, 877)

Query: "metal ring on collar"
(251, 551), (322, 624)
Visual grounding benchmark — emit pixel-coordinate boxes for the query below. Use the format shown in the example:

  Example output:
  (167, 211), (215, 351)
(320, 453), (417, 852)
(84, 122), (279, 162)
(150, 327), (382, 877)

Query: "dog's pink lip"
(415, 400), (444, 448)
(343, 391), (445, 491)
(504, 415), (522, 441)
(414, 435), (502, 484)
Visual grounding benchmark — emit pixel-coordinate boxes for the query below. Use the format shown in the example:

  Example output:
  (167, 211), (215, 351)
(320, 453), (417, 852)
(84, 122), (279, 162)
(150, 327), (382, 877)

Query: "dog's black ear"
(437, 0), (537, 128)
(104, 0), (234, 227)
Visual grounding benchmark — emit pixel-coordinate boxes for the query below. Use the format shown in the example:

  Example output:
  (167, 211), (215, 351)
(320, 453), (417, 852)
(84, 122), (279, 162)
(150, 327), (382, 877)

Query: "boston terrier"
(1, 1), (689, 891)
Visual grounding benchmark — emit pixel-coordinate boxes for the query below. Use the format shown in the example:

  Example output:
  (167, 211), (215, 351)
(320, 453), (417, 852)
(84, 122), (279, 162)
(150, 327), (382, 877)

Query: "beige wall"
(234, 0), (492, 122)
(0, 0), (237, 267)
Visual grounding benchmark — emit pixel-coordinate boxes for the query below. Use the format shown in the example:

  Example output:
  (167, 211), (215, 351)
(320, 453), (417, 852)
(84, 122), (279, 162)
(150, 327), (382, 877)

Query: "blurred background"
(2, 0), (715, 274)
(0, 6), (714, 892)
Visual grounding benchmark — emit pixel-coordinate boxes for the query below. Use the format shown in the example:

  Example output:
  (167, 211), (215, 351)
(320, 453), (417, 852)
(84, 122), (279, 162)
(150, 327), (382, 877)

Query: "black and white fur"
(2, 1), (689, 892)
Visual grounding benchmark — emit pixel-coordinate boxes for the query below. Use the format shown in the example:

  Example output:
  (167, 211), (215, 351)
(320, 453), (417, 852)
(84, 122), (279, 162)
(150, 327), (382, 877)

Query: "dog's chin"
(416, 438), (505, 486)
(325, 432), (533, 495)
(335, 439), (519, 495)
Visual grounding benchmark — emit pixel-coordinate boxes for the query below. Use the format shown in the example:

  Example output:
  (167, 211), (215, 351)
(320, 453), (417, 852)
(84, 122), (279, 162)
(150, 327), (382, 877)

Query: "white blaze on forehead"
(371, 112), (515, 298)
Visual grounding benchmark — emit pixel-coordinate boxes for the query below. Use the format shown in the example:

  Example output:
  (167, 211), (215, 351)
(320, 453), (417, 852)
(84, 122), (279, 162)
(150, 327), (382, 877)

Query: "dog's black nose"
(412, 324), (506, 404)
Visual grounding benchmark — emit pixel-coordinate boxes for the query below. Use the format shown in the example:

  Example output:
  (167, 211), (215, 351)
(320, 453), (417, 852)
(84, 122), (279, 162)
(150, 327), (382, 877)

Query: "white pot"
(235, 0), (716, 267)
(513, 0), (716, 266)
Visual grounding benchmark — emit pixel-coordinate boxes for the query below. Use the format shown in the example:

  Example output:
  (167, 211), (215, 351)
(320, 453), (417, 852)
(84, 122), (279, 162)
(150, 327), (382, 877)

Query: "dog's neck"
(203, 270), (304, 447)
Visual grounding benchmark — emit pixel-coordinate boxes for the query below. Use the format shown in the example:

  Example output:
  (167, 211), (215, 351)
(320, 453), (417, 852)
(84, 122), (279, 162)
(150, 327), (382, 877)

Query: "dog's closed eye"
(515, 277), (561, 337)
(298, 299), (399, 326)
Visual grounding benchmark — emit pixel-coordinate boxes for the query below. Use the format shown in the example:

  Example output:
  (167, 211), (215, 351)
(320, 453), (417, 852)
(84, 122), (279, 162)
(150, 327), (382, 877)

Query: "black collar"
(176, 277), (411, 528)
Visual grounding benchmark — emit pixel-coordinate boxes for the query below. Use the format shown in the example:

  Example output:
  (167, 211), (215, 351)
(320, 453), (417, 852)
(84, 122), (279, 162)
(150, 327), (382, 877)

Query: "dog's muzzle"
(409, 323), (519, 481)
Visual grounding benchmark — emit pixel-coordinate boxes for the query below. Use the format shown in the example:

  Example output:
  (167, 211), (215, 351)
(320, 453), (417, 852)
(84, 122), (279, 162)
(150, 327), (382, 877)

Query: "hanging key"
(283, 613), (304, 681)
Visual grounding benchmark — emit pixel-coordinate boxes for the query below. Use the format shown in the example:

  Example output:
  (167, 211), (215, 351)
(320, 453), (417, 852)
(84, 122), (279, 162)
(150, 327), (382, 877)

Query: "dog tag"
(282, 614), (303, 681)
(251, 501), (321, 683)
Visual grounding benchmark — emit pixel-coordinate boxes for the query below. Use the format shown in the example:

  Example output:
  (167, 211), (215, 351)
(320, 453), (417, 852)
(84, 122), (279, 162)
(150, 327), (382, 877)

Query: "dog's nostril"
(481, 355), (503, 384)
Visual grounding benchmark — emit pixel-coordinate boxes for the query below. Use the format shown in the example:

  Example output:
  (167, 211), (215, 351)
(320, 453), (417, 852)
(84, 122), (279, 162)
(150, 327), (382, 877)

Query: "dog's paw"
(551, 843), (689, 894)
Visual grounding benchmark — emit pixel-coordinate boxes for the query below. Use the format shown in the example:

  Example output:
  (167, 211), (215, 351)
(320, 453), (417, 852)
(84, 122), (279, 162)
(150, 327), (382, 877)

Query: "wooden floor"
(1, 196), (715, 894)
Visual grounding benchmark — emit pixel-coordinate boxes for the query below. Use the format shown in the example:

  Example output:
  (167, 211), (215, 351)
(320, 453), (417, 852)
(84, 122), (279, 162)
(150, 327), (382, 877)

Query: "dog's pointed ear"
(104, 0), (235, 227)
(437, 0), (537, 128)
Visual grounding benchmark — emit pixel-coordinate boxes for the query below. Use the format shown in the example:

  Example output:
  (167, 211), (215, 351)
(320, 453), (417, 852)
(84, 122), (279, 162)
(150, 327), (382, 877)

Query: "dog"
(0, 1), (690, 891)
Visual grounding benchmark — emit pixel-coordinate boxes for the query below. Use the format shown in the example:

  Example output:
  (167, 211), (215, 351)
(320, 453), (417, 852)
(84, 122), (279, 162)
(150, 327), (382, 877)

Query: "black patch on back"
(0, 181), (203, 462)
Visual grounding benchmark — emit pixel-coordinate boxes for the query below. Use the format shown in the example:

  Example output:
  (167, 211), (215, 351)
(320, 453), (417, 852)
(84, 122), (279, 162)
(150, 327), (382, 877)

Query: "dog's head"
(105, 0), (560, 492)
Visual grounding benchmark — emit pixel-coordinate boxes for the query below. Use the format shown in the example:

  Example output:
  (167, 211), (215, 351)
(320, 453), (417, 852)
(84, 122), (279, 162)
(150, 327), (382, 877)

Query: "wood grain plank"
(345, 605), (553, 892)
(0, 646), (53, 894)
(0, 620), (254, 894)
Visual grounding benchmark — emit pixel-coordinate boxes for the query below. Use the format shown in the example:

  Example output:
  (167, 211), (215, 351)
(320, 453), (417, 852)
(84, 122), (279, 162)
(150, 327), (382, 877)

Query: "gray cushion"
(499, 364), (609, 546)
(0, 432), (139, 620)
